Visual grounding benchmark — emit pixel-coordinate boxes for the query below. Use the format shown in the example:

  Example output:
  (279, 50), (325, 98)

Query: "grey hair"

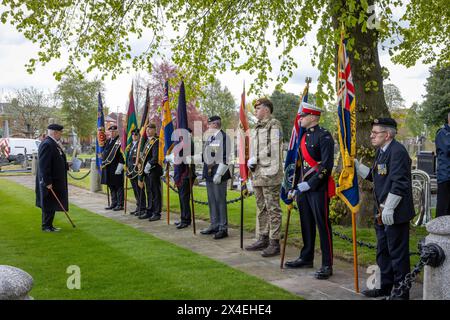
(381, 126), (397, 139)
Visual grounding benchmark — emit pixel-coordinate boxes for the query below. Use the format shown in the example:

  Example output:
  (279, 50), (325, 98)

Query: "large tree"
(384, 83), (405, 110)
(199, 78), (236, 130)
(421, 66), (450, 129)
(5, 87), (56, 138)
(55, 74), (104, 139)
(2, 0), (449, 225)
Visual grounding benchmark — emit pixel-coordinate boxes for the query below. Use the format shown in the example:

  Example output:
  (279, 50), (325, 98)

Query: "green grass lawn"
(67, 169), (428, 267)
(0, 178), (300, 300)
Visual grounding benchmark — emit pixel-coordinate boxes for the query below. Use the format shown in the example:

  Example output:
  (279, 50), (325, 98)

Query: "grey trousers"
(206, 180), (228, 231)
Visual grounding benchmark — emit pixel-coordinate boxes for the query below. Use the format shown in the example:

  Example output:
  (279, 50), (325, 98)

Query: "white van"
(6, 138), (41, 162)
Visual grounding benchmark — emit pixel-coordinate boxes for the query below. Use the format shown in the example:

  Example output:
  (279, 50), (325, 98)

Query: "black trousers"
(145, 172), (162, 216)
(178, 178), (192, 224)
(436, 181), (450, 217)
(109, 184), (124, 208)
(42, 209), (55, 229)
(130, 178), (146, 213)
(296, 191), (333, 267)
(375, 220), (410, 297)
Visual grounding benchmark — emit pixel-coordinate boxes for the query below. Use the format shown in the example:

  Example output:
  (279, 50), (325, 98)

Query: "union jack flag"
(336, 30), (360, 213)
(0, 138), (10, 158)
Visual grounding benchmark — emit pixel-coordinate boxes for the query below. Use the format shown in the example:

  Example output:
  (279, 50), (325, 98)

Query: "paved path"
(6, 175), (423, 300)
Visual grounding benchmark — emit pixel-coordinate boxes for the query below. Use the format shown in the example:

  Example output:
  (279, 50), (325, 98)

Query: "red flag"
(238, 82), (249, 195)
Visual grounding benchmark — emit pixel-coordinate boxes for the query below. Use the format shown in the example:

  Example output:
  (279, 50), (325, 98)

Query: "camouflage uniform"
(251, 116), (284, 240)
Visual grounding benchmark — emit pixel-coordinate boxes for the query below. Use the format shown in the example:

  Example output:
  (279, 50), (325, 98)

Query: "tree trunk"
(333, 0), (390, 226)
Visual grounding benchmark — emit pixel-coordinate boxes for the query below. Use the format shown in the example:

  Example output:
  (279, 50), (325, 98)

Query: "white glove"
(165, 153), (175, 164)
(297, 181), (310, 193)
(196, 174), (203, 181)
(144, 162), (151, 174)
(354, 159), (370, 179)
(115, 163), (124, 175)
(381, 193), (402, 226)
(287, 190), (298, 200)
(247, 157), (257, 169)
(213, 163), (229, 185)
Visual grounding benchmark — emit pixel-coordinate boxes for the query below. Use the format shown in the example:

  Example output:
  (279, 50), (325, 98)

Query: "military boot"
(261, 239), (280, 257)
(245, 235), (269, 251)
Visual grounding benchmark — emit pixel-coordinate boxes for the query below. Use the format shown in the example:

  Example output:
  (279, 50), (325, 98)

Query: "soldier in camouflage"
(245, 98), (284, 257)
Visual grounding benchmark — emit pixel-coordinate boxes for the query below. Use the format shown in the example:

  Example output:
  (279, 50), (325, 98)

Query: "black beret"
(47, 124), (64, 131)
(208, 115), (221, 122)
(372, 118), (397, 129)
(108, 125), (118, 131)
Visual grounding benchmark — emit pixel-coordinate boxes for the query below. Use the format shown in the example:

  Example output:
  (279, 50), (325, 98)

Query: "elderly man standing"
(355, 118), (415, 300)
(101, 125), (125, 211)
(35, 124), (68, 232)
(245, 98), (284, 257)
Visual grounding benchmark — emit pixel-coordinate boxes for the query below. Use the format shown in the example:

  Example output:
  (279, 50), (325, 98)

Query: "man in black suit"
(140, 123), (163, 221)
(126, 129), (146, 216)
(35, 124), (69, 232)
(355, 118), (415, 300)
(101, 125), (125, 211)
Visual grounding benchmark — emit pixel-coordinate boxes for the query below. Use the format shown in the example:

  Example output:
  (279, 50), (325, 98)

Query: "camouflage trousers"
(253, 185), (282, 240)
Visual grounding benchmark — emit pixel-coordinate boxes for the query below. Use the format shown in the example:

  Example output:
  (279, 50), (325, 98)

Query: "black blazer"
(366, 139), (415, 224)
(35, 136), (69, 212)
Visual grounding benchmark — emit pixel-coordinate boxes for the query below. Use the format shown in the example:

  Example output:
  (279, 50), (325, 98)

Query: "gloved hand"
(381, 193), (402, 226)
(297, 181), (310, 193)
(287, 189), (298, 200)
(196, 174), (203, 182)
(165, 153), (175, 164)
(247, 157), (257, 170)
(213, 163), (229, 185)
(144, 162), (152, 174)
(115, 163), (124, 175)
(354, 159), (370, 179)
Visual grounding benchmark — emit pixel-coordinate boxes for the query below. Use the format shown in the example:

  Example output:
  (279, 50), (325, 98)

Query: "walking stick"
(166, 162), (170, 225)
(49, 187), (76, 228)
(280, 204), (292, 269)
(189, 165), (196, 235)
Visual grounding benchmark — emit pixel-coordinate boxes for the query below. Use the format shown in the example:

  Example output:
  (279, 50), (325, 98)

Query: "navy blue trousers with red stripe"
(296, 191), (333, 267)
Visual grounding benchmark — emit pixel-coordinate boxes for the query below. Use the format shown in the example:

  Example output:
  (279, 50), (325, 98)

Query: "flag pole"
(351, 210), (359, 292)
(280, 204), (292, 269)
(124, 175), (128, 215)
(166, 162), (170, 225)
(189, 165), (196, 235)
(240, 188), (244, 249)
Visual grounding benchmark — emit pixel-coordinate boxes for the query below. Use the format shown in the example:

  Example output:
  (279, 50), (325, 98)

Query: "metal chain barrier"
(389, 242), (445, 299)
(67, 170), (91, 180)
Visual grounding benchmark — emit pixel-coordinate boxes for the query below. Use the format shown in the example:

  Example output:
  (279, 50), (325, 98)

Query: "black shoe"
(200, 227), (218, 235)
(112, 206), (124, 211)
(105, 205), (116, 210)
(138, 213), (152, 219)
(314, 266), (333, 280)
(213, 230), (228, 239)
(174, 220), (181, 226)
(130, 210), (137, 215)
(42, 227), (55, 232)
(176, 223), (190, 229)
(148, 214), (161, 221)
(361, 288), (391, 298)
(284, 258), (313, 269)
(50, 226), (61, 232)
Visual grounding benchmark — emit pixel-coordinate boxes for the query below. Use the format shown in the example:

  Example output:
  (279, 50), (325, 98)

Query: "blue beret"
(372, 118), (397, 129)
(47, 124), (64, 131)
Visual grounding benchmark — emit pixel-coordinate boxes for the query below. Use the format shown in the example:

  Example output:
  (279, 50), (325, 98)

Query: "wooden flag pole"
(124, 176), (128, 215)
(189, 165), (196, 235)
(351, 210), (360, 292)
(280, 204), (292, 269)
(166, 162), (170, 225)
